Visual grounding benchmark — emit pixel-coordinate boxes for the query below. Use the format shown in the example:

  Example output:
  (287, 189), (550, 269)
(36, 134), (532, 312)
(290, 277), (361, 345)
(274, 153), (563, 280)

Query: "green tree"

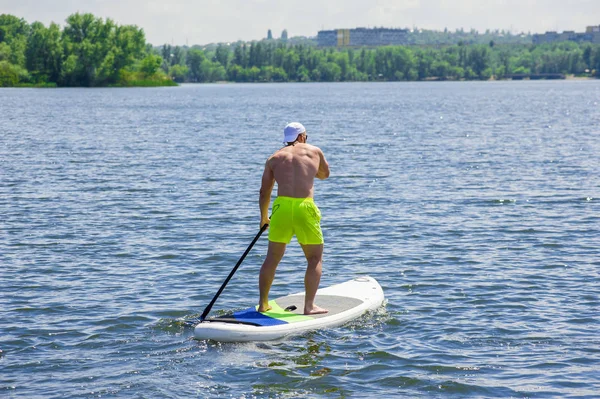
(0, 14), (29, 68)
(26, 22), (63, 83)
(317, 62), (342, 81)
(0, 42), (11, 62)
(186, 48), (206, 82)
(215, 44), (229, 68)
(0, 60), (22, 86)
(232, 44), (248, 67)
(272, 66), (288, 82)
(497, 48), (512, 78)
(111, 25), (146, 79)
(61, 13), (109, 86)
(172, 45), (185, 66)
(201, 59), (226, 82)
(169, 64), (189, 82)
(282, 50), (299, 80)
(593, 47), (600, 77)
(468, 45), (490, 79)
(60, 13), (148, 86)
(582, 45), (593, 71)
(139, 53), (163, 76)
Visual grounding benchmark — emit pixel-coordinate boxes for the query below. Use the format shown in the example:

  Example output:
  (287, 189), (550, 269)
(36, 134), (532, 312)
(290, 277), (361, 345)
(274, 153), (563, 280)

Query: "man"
(258, 122), (330, 315)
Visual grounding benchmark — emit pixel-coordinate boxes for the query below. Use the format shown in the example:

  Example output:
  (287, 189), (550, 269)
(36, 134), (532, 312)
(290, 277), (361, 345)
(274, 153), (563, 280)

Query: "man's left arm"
(316, 148), (330, 180)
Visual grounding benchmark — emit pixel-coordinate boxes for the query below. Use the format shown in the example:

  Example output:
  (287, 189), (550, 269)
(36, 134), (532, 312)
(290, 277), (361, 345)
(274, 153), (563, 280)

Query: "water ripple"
(2, 81), (600, 398)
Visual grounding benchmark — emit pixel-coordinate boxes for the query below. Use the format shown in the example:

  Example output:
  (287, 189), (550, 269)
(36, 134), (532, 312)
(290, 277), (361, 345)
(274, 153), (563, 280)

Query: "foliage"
(157, 41), (600, 83)
(0, 60), (21, 86)
(169, 64), (189, 82)
(1, 12), (599, 86)
(117, 68), (176, 87)
(0, 12), (173, 87)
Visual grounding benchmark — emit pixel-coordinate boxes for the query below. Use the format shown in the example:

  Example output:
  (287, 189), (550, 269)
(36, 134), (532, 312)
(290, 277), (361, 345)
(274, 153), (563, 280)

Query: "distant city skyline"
(1, 0), (599, 46)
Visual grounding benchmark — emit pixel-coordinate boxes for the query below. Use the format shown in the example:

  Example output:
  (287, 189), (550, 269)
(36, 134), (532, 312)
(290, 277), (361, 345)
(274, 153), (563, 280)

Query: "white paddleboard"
(194, 276), (384, 342)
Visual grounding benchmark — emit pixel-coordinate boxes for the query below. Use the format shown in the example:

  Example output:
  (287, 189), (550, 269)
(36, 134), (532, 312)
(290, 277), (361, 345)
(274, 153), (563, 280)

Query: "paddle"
(194, 223), (269, 324)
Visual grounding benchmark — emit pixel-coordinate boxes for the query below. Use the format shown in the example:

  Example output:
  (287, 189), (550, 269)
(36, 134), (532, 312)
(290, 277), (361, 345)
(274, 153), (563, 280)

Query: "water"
(1, 81), (599, 398)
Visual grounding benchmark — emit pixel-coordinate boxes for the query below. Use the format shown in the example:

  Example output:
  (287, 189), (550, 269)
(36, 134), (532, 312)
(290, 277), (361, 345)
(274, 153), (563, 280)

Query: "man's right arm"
(316, 148), (330, 180)
(259, 159), (275, 227)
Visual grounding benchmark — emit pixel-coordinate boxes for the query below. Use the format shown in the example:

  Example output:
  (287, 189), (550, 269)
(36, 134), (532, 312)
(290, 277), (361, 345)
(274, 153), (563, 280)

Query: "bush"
(117, 68), (177, 87)
(0, 61), (28, 86)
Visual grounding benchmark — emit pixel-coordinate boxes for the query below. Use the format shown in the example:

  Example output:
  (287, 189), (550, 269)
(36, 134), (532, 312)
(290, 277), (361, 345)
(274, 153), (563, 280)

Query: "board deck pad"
(210, 294), (363, 327)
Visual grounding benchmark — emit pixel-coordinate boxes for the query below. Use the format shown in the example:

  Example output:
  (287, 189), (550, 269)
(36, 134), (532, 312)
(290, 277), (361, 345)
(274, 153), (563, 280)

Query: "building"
(533, 25), (600, 44)
(317, 27), (409, 47)
(586, 25), (600, 33)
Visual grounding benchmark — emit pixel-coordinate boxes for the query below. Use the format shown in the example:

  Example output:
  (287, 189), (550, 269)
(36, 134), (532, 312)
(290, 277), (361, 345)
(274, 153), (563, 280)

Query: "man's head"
(283, 122), (307, 145)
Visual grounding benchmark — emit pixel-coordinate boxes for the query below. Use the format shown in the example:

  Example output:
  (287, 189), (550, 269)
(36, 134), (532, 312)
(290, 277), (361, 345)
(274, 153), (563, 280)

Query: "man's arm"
(316, 148), (330, 180)
(259, 159), (275, 227)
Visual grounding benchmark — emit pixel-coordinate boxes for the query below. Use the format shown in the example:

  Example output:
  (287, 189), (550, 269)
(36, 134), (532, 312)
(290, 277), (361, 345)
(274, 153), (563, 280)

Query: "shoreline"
(3, 76), (597, 89)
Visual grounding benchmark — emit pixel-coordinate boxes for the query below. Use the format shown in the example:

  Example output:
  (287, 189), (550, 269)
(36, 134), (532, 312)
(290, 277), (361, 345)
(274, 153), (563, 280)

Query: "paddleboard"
(194, 275), (384, 342)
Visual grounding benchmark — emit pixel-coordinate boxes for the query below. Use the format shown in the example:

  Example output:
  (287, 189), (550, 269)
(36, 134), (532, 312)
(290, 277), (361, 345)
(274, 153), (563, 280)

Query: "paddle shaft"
(199, 223), (268, 321)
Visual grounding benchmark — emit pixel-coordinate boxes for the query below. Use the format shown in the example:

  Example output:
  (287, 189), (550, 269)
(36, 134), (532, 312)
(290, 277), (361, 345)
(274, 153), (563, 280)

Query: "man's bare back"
(267, 143), (329, 198)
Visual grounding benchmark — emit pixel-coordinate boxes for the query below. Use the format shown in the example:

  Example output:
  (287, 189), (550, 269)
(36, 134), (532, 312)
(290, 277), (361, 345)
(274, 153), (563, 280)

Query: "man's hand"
(261, 217), (270, 229)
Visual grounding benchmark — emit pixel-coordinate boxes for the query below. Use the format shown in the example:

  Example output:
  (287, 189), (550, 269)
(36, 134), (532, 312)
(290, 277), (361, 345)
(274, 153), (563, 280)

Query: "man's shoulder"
(305, 143), (324, 155)
(267, 147), (290, 163)
(270, 147), (289, 157)
(294, 142), (319, 151)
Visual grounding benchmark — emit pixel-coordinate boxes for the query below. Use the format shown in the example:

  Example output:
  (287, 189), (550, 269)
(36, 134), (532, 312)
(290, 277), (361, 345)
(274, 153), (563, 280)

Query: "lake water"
(1, 81), (599, 398)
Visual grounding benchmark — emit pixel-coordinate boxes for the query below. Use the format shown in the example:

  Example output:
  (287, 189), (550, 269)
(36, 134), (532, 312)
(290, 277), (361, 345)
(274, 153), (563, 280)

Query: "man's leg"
(300, 243), (328, 315)
(258, 241), (286, 312)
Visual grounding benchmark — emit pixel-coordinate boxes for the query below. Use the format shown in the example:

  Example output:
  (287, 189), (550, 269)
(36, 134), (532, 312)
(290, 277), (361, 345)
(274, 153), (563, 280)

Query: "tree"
(110, 24), (146, 78)
(186, 48), (206, 82)
(215, 44), (229, 67)
(593, 46), (600, 77)
(232, 44), (247, 67)
(497, 49), (512, 78)
(316, 62), (342, 81)
(61, 13), (107, 86)
(60, 13), (148, 86)
(0, 14), (29, 67)
(0, 42), (10, 62)
(583, 45), (593, 71)
(0, 14), (29, 42)
(140, 54), (163, 76)
(282, 50), (299, 80)
(0, 60), (21, 86)
(26, 22), (63, 83)
(169, 64), (189, 82)
(468, 45), (490, 79)
(172, 45), (185, 66)
(415, 49), (434, 80)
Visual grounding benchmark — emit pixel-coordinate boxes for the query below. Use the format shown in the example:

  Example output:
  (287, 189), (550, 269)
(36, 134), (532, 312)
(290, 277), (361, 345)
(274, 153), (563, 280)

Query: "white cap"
(283, 122), (306, 144)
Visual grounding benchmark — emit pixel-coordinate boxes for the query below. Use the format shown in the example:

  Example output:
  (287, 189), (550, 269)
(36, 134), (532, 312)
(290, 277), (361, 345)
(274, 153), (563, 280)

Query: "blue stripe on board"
(232, 307), (288, 326)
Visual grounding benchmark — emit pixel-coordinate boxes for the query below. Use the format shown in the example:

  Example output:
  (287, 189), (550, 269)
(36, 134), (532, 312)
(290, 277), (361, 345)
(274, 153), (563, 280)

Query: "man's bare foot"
(304, 305), (328, 315)
(258, 304), (272, 313)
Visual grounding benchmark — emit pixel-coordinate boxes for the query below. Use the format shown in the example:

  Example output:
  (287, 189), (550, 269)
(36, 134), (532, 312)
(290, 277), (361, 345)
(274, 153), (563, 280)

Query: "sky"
(1, 0), (599, 46)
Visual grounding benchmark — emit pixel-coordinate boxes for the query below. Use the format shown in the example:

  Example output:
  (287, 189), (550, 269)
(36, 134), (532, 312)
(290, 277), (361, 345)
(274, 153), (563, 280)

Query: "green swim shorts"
(268, 196), (323, 245)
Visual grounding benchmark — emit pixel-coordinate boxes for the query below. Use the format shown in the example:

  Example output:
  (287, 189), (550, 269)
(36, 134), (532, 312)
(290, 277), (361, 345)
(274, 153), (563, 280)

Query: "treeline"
(0, 13), (175, 87)
(163, 40), (600, 83)
(2, 12), (600, 87)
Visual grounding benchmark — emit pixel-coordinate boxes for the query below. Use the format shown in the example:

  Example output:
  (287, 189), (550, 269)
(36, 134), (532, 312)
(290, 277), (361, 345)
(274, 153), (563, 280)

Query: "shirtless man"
(258, 122), (330, 315)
